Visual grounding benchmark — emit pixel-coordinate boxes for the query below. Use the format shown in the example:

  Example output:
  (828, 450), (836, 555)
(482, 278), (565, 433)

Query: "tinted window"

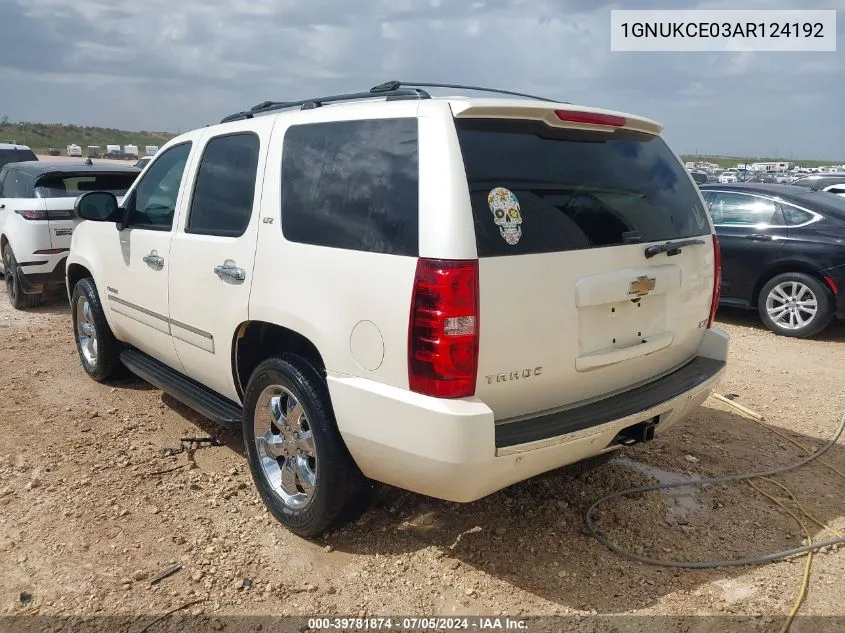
(129, 142), (192, 230)
(0, 170), (33, 198)
(0, 148), (37, 169)
(709, 192), (779, 225)
(34, 173), (138, 198)
(281, 118), (419, 255)
(780, 204), (815, 226)
(790, 178), (815, 189)
(187, 133), (260, 236)
(455, 119), (710, 257)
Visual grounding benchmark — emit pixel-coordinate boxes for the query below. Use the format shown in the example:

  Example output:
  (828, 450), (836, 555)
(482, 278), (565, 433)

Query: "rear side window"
(280, 118), (419, 256)
(780, 204), (815, 226)
(0, 148), (37, 169)
(187, 132), (260, 236)
(0, 170), (33, 198)
(709, 192), (780, 225)
(34, 173), (138, 198)
(455, 119), (710, 256)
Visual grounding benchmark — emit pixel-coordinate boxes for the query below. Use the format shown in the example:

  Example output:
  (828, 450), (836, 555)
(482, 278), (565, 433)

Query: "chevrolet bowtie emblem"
(628, 275), (656, 297)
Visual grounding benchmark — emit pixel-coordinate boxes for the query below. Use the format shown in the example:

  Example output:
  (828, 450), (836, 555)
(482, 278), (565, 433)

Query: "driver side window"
(128, 142), (192, 230)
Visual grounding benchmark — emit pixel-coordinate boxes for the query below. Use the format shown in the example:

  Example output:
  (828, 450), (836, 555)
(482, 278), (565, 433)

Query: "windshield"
(0, 148), (37, 169)
(34, 172), (138, 198)
(455, 118), (710, 257)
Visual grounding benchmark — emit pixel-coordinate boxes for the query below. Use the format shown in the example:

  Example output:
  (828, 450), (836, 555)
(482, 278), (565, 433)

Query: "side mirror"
(74, 191), (119, 222)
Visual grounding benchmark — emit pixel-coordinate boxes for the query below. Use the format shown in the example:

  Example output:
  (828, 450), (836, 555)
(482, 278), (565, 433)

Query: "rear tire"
(757, 273), (833, 338)
(3, 244), (42, 310)
(71, 278), (123, 381)
(243, 355), (372, 537)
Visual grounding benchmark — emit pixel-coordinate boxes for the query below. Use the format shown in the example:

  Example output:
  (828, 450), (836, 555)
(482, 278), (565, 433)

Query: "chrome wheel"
(765, 281), (818, 330)
(75, 296), (98, 366)
(254, 385), (316, 509)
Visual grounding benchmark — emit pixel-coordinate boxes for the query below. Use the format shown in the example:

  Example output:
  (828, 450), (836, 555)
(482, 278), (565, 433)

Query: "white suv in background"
(719, 169), (739, 183)
(0, 142), (37, 170)
(66, 81), (729, 537)
(0, 160), (139, 308)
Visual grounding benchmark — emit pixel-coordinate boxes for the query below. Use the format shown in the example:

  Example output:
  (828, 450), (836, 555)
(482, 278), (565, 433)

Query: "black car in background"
(790, 174), (845, 196)
(700, 183), (845, 337)
(688, 169), (708, 185)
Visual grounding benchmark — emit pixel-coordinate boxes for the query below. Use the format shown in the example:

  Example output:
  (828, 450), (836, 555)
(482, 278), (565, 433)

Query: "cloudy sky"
(2, 0), (843, 160)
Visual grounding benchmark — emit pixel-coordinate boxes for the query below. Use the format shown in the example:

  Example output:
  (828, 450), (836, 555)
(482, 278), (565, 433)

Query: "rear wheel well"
(0, 234), (7, 253)
(66, 263), (93, 296)
(752, 264), (832, 306)
(233, 322), (325, 400)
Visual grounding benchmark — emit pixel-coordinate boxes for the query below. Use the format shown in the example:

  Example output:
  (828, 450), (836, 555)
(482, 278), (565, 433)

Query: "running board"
(120, 349), (243, 427)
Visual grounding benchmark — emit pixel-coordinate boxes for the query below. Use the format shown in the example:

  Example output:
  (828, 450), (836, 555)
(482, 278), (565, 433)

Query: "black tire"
(71, 277), (123, 381)
(243, 355), (371, 537)
(757, 272), (834, 338)
(3, 244), (42, 309)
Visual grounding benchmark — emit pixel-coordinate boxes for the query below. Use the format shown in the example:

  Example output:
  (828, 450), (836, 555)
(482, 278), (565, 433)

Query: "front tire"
(71, 278), (123, 381)
(3, 244), (42, 309)
(243, 355), (371, 537)
(758, 273), (833, 338)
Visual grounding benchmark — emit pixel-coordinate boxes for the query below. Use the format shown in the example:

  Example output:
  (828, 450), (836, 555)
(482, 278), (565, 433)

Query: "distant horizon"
(4, 118), (844, 167)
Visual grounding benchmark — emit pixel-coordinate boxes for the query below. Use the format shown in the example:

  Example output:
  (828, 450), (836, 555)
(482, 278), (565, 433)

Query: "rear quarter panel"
(249, 100), (427, 389)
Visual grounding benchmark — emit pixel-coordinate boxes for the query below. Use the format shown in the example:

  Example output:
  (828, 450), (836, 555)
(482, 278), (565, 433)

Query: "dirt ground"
(1, 282), (845, 631)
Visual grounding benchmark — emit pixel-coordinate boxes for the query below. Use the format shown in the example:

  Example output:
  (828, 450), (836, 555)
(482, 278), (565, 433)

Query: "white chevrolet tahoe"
(0, 160), (139, 308)
(66, 82), (729, 537)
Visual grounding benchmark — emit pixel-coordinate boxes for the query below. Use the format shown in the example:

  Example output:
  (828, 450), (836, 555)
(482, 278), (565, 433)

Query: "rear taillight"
(707, 234), (721, 328)
(15, 209), (47, 221)
(34, 248), (69, 255)
(555, 109), (626, 127)
(408, 258), (479, 398)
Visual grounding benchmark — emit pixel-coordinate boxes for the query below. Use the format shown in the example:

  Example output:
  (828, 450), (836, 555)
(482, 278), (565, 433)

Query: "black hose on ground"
(584, 403), (845, 568)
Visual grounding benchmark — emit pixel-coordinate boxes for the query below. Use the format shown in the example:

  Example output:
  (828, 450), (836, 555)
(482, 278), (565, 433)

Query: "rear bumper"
(17, 256), (67, 294)
(824, 266), (845, 318)
(330, 327), (730, 502)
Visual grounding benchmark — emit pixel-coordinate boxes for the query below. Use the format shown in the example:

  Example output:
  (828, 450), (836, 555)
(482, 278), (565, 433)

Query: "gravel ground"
(1, 284), (844, 631)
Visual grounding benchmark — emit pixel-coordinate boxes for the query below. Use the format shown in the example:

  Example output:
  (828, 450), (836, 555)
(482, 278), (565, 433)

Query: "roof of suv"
(216, 81), (665, 136)
(4, 160), (141, 176)
(0, 143), (32, 150)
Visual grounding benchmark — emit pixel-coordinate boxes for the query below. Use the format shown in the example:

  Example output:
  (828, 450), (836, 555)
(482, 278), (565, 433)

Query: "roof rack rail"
(220, 87), (432, 123)
(370, 80), (559, 103)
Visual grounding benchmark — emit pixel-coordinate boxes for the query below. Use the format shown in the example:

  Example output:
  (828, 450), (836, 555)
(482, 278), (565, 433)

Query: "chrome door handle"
(214, 264), (245, 281)
(142, 252), (164, 267)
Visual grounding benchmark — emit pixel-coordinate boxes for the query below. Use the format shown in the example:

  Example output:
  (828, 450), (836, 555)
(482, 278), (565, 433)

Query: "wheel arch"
(66, 262), (94, 299)
(752, 261), (833, 307)
(232, 321), (326, 401)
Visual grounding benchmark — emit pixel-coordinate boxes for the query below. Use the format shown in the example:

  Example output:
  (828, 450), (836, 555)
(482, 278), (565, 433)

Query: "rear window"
(790, 178), (815, 188)
(455, 119), (710, 257)
(0, 148), (37, 169)
(34, 172), (138, 198)
(280, 118), (419, 256)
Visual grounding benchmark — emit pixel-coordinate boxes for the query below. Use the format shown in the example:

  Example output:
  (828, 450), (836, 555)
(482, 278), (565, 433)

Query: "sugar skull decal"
(487, 187), (522, 246)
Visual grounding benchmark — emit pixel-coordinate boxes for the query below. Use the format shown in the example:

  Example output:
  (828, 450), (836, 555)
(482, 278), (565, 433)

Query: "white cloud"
(0, 0), (842, 159)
